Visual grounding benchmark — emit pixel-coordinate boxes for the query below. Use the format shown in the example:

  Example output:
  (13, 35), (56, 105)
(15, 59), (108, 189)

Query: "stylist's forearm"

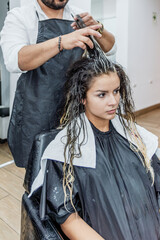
(18, 25), (102, 71)
(61, 213), (104, 240)
(18, 37), (60, 71)
(96, 29), (115, 53)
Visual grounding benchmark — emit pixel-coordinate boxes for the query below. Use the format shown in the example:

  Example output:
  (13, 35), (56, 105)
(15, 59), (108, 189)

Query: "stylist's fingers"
(62, 27), (101, 50)
(81, 16), (93, 26)
(80, 14), (97, 26)
(82, 25), (102, 37)
(71, 12), (97, 27)
(87, 24), (101, 30)
(79, 36), (94, 49)
(71, 23), (78, 30)
(76, 12), (89, 18)
(76, 41), (87, 50)
(71, 36), (93, 50)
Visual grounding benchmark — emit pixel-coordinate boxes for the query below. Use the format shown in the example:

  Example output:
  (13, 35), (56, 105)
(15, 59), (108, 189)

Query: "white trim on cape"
(29, 113), (158, 197)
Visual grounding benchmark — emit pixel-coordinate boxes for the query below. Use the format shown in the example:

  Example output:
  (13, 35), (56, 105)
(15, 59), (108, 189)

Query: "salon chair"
(21, 129), (69, 240)
(20, 127), (160, 239)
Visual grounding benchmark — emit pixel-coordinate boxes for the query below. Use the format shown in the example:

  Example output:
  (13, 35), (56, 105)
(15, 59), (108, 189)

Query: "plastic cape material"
(39, 120), (160, 239)
(7, 18), (83, 168)
(29, 113), (158, 197)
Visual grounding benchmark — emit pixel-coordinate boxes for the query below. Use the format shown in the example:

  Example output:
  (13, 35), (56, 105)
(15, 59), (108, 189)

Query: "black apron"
(8, 17), (83, 168)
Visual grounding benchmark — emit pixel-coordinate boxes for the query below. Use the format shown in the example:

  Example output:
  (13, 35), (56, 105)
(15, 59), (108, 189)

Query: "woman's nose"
(108, 94), (117, 105)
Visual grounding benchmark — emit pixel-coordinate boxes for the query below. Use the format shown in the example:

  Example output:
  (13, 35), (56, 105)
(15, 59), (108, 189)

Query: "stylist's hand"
(71, 12), (99, 29)
(61, 25), (102, 50)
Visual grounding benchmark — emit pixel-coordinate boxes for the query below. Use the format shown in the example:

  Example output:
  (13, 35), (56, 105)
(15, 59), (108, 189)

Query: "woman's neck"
(85, 113), (110, 132)
(37, 0), (64, 19)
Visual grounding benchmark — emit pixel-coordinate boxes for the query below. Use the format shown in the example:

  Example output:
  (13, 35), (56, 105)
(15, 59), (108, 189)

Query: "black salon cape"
(43, 122), (160, 240)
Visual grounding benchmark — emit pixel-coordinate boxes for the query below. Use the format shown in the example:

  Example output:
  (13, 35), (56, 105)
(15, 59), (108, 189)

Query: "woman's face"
(83, 72), (120, 125)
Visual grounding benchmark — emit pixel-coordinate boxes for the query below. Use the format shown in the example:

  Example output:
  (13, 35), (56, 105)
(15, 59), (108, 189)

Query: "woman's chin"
(105, 113), (116, 120)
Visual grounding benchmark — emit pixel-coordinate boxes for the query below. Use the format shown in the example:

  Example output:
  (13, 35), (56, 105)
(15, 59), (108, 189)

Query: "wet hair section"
(84, 35), (114, 73)
(61, 40), (135, 127)
(59, 36), (154, 210)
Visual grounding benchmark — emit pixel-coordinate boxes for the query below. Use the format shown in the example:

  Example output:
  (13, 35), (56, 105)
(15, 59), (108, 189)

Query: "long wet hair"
(59, 43), (154, 209)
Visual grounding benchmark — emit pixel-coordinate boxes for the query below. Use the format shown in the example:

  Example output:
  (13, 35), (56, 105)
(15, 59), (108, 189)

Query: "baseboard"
(134, 103), (160, 117)
(0, 139), (7, 144)
(0, 106), (9, 140)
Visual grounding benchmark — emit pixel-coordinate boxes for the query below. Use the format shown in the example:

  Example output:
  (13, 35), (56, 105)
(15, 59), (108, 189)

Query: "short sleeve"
(45, 159), (81, 225)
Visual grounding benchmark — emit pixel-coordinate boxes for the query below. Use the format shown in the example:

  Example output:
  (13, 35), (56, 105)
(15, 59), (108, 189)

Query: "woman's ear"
(81, 99), (86, 105)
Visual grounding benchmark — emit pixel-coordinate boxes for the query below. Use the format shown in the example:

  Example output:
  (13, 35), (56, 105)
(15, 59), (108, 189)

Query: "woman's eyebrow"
(115, 86), (120, 90)
(95, 90), (108, 92)
(95, 86), (120, 92)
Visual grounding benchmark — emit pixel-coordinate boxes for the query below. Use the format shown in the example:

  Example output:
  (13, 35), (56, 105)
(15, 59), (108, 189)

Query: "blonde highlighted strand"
(58, 54), (155, 213)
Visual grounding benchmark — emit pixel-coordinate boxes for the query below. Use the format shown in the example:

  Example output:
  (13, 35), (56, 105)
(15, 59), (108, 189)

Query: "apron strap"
(36, 10), (40, 21)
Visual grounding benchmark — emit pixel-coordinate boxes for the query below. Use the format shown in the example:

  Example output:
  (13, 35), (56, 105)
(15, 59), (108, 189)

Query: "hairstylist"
(0, 0), (116, 168)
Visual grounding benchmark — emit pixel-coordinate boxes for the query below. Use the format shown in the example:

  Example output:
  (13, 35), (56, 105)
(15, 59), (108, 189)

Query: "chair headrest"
(23, 129), (60, 193)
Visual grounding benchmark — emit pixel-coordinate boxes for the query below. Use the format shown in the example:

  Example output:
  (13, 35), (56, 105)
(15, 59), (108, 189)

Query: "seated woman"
(30, 53), (160, 239)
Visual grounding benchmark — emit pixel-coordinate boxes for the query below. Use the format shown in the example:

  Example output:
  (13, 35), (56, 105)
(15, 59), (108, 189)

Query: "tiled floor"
(0, 107), (160, 240)
(0, 144), (25, 240)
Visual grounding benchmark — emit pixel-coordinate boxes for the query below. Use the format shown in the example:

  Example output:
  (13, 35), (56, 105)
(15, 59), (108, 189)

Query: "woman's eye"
(98, 93), (105, 98)
(114, 89), (120, 94)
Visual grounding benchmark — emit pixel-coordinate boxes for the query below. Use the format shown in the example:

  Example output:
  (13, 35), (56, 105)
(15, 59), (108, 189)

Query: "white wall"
(8, 0), (160, 112)
(93, 0), (160, 110)
(116, 0), (129, 69)
(69, 0), (91, 12)
(103, 0), (116, 18)
(91, 0), (103, 20)
(127, 0), (160, 110)
(91, 0), (116, 40)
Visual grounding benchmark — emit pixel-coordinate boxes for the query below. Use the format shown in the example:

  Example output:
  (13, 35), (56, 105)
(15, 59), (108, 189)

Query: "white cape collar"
(29, 113), (158, 196)
(41, 113), (96, 168)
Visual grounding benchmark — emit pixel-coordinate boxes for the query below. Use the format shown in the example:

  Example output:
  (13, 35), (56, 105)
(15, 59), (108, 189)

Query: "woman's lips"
(106, 109), (116, 114)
